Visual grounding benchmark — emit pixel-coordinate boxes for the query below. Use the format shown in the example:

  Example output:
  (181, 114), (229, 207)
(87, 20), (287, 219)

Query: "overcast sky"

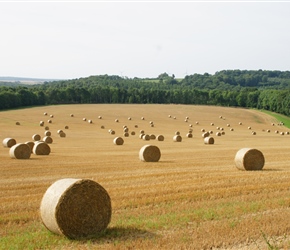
(0, 1), (289, 79)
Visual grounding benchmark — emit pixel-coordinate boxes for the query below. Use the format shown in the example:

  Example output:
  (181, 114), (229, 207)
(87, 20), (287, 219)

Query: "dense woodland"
(0, 70), (289, 116)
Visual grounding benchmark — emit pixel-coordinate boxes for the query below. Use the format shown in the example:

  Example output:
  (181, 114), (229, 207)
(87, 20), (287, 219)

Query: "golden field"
(0, 104), (290, 250)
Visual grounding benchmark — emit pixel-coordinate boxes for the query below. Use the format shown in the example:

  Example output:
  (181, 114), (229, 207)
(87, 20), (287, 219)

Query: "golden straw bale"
(204, 137), (214, 145)
(98, 116), (102, 119)
(50, 115), (54, 118)
(70, 114), (74, 117)
(139, 145), (161, 162)
(45, 131), (51, 136)
(186, 133), (193, 138)
(216, 132), (221, 136)
(131, 131), (135, 135)
(40, 121), (45, 126)
(150, 134), (156, 140)
(15, 122), (20, 125)
(234, 148), (265, 171)
(202, 132), (210, 138)
(65, 126), (69, 129)
(40, 178), (111, 239)
(45, 126), (49, 130)
(156, 135), (164, 141)
(114, 137), (124, 145)
(43, 136), (53, 144)
(142, 134), (150, 141)
(33, 141), (51, 155)
(44, 112), (47, 116)
(124, 132), (129, 137)
(2, 138), (16, 148)
(175, 131), (180, 135)
(9, 143), (31, 159)
(25, 141), (34, 153)
(173, 135), (182, 142)
(32, 134), (41, 141)
(48, 120), (52, 124)
(59, 132), (66, 138)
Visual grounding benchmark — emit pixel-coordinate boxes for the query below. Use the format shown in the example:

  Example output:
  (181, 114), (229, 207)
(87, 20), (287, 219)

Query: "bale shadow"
(78, 226), (157, 243)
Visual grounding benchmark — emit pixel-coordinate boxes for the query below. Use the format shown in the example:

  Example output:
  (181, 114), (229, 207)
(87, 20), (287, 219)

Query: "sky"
(0, 1), (290, 80)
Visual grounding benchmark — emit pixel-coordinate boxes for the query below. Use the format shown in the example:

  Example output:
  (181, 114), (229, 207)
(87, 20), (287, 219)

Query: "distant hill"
(0, 76), (61, 85)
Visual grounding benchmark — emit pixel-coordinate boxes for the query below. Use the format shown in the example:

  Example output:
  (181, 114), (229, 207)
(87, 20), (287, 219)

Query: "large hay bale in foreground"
(113, 137), (124, 145)
(40, 178), (111, 239)
(2, 138), (16, 148)
(9, 143), (31, 159)
(234, 148), (265, 171)
(139, 145), (161, 162)
(33, 142), (51, 155)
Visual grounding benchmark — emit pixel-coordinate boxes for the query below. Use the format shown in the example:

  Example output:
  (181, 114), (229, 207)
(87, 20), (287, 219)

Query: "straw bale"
(45, 126), (49, 130)
(140, 130), (145, 134)
(141, 117), (145, 120)
(131, 131), (135, 135)
(83, 118), (87, 121)
(175, 131), (180, 135)
(50, 115), (54, 118)
(202, 132), (210, 138)
(209, 130), (213, 134)
(88, 120), (92, 124)
(173, 135), (182, 142)
(248, 126), (251, 130)
(139, 133), (145, 139)
(98, 116), (102, 119)
(227, 124), (230, 127)
(239, 122), (242, 125)
(101, 125), (105, 129)
(32, 134), (41, 141)
(221, 131), (225, 135)
(135, 125), (138, 128)
(9, 143), (31, 159)
(114, 137), (124, 145)
(196, 121), (199, 125)
(189, 124), (192, 127)
(168, 115), (171, 118)
(216, 132), (221, 136)
(280, 132), (284, 135)
(44, 112), (47, 116)
(45, 131), (51, 136)
(70, 114), (74, 117)
(186, 133), (193, 138)
(115, 119), (119, 123)
(201, 128), (205, 132)
(43, 136), (53, 144)
(230, 128), (234, 131)
(59, 132), (66, 138)
(48, 120), (52, 124)
(16, 122), (20, 125)
(40, 178), (111, 239)
(184, 119), (188, 122)
(139, 145), (161, 162)
(286, 131), (289, 135)
(33, 142), (51, 155)
(204, 137), (214, 144)
(210, 123), (214, 126)
(109, 130), (115, 135)
(65, 126), (69, 129)
(156, 135), (164, 141)
(3, 138), (16, 148)
(142, 134), (150, 141)
(128, 117), (131, 120)
(149, 121), (154, 125)
(57, 130), (63, 134)
(25, 141), (34, 152)
(149, 134), (156, 140)
(234, 148), (265, 171)
(252, 131), (256, 135)
(123, 127), (129, 133)
(124, 132), (129, 137)
(40, 121), (45, 126)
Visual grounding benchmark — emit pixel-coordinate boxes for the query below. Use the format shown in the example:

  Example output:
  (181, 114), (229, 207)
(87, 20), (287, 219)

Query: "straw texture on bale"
(45, 126), (49, 130)
(234, 148), (265, 171)
(59, 132), (66, 138)
(45, 131), (51, 136)
(139, 145), (161, 162)
(43, 136), (53, 144)
(204, 137), (214, 144)
(25, 141), (34, 152)
(202, 132), (210, 138)
(150, 134), (156, 140)
(40, 178), (111, 239)
(131, 131), (135, 135)
(156, 135), (164, 141)
(142, 134), (150, 141)
(124, 132), (129, 137)
(3, 138), (16, 148)
(32, 134), (41, 141)
(114, 137), (124, 145)
(33, 142), (51, 155)
(9, 143), (31, 159)
(186, 133), (193, 138)
(173, 135), (182, 142)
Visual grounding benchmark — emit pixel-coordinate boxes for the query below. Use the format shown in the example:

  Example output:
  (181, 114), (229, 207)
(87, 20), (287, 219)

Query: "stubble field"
(0, 104), (290, 249)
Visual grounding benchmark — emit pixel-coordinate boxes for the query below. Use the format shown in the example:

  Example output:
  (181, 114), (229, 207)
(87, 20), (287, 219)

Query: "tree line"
(0, 70), (289, 116)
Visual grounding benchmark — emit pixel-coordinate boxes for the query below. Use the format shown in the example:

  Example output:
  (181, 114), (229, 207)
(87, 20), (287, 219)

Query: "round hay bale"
(135, 125), (138, 128)
(201, 128), (205, 132)
(128, 117), (131, 120)
(175, 131), (180, 135)
(227, 124), (230, 127)
(189, 124), (192, 127)
(209, 130), (213, 134)
(131, 131), (135, 135)
(57, 129), (63, 134)
(202, 132), (210, 138)
(210, 123), (214, 126)
(32, 134), (41, 141)
(216, 132), (221, 136)
(140, 130), (145, 134)
(83, 118), (87, 121)
(142, 134), (150, 141)
(101, 125), (105, 129)
(114, 137), (124, 145)
(186, 133), (193, 138)
(124, 132), (129, 137)
(59, 132), (66, 138)
(221, 131), (225, 135)
(149, 134), (156, 140)
(16, 121), (20, 125)
(9, 143), (31, 159)
(156, 135), (164, 141)
(252, 131), (256, 135)
(65, 126), (69, 129)
(139, 133), (145, 139)
(44, 112), (47, 116)
(48, 120), (52, 124)
(33, 142), (51, 155)
(115, 119), (119, 123)
(230, 128), (234, 131)
(50, 115), (54, 118)
(234, 148), (265, 171)
(123, 127), (129, 133)
(173, 116), (176, 119)
(173, 135), (182, 142)
(280, 132), (284, 135)
(141, 117), (145, 120)
(40, 178), (111, 239)
(25, 141), (34, 152)
(98, 116), (102, 119)
(45, 131), (51, 136)
(3, 138), (16, 148)
(139, 145), (161, 162)
(70, 114), (74, 117)
(196, 121), (199, 125)
(248, 126), (251, 130)
(286, 131), (289, 135)
(109, 130), (115, 135)
(204, 137), (214, 145)
(40, 121), (45, 126)
(239, 122), (242, 125)
(88, 120), (92, 124)
(168, 115), (171, 118)
(267, 129), (271, 133)
(43, 136), (53, 144)
(45, 126), (50, 130)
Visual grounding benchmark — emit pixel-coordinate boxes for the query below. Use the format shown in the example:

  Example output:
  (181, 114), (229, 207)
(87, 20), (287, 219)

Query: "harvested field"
(0, 104), (290, 249)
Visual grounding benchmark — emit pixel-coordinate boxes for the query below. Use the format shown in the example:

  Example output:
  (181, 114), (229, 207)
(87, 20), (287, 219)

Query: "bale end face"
(9, 143), (31, 159)
(40, 178), (111, 239)
(139, 145), (161, 162)
(114, 137), (124, 145)
(234, 148), (265, 171)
